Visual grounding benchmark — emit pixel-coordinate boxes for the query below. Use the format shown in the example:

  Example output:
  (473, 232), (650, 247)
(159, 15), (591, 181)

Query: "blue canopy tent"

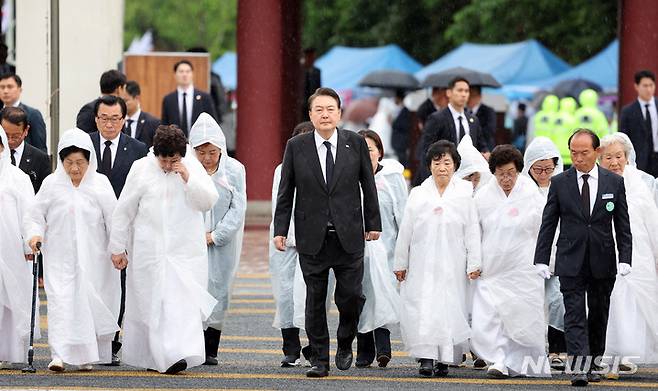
(315, 44), (423, 91)
(212, 51), (237, 90)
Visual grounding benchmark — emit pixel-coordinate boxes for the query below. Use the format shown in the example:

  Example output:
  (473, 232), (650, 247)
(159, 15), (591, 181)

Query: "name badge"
(602, 193), (614, 200)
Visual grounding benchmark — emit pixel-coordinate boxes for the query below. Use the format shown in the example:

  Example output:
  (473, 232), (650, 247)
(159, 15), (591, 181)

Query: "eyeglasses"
(494, 170), (518, 180)
(96, 116), (124, 124)
(531, 166), (555, 175)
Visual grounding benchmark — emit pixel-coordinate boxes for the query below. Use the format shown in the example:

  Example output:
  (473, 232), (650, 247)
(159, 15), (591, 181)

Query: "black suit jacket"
(18, 142), (51, 193)
(77, 99), (98, 133)
(161, 89), (218, 136)
(15, 103), (48, 152)
(89, 132), (148, 198)
(534, 166), (632, 279)
(619, 99), (655, 172)
(416, 98), (437, 127)
(474, 103), (497, 150)
(273, 129), (381, 255)
(124, 110), (160, 148)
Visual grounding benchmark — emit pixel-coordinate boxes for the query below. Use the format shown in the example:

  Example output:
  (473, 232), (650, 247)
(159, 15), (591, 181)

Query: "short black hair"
(1, 106), (28, 128)
(125, 80), (141, 98)
(568, 128), (600, 150)
(291, 121), (314, 137)
(174, 60), (194, 72)
(518, 103), (527, 111)
(488, 144), (523, 173)
(358, 129), (384, 161)
(448, 77), (469, 90)
(99, 70), (127, 94)
(94, 95), (127, 117)
(470, 85), (482, 95)
(153, 125), (187, 157)
(308, 87), (341, 110)
(425, 140), (460, 170)
(0, 73), (22, 87)
(59, 145), (90, 163)
(634, 70), (655, 84)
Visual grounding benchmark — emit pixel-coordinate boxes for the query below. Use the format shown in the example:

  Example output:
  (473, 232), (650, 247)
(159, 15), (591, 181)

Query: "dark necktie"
(324, 140), (334, 190)
(101, 140), (112, 175)
(125, 119), (134, 136)
(458, 116), (465, 141)
(181, 92), (188, 135)
(645, 104), (654, 151)
(10, 149), (16, 166)
(581, 174), (590, 218)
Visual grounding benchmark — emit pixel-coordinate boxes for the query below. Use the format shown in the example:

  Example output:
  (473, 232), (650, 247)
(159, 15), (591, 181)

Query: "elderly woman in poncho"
(522, 136), (567, 370)
(189, 113), (246, 366)
(394, 140), (481, 378)
(0, 126), (39, 368)
(598, 133), (658, 376)
(109, 125), (218, 374)
(471, 144), (550, 378)
(454, 135), (493, 194)
(355, 130), (406, 369)
(25, 128), (120, 372)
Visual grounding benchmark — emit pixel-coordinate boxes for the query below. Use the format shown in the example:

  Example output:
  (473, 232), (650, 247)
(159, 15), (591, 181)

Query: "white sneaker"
(48, 358), (65, 372)
(78, 363), (93, 371)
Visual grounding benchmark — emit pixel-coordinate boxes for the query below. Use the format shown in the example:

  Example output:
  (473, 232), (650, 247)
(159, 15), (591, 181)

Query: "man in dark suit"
(468, 86), (497, 151)
(122, 80), (160, 148)
(273, 88), (381, 378)
(1, 106), (50, 193)
(416, 87), (448, 128)
(0, 73), (48, 152)
(77, 70), (127, 133)
(414, 77), (489, 185)
(619, 69), (657, 177)
(161, 60), (217, 137)
(534, 129), (632, 386)
(89, 95), (148, 365)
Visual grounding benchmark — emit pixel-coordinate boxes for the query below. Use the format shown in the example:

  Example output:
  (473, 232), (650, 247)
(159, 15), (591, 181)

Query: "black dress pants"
(299, 229), (365, 367)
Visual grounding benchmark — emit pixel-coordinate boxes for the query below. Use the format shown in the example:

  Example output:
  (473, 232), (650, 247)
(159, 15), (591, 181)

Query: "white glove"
(535, 263), (551, 279)
(618, 263), (632, 276)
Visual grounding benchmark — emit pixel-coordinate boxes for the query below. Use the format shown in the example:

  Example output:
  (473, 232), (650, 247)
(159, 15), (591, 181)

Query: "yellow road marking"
(232, 293), (273, 297)
(236, 273), (271, 279)
(227, 308), (339, 315)
(230, 299), (275, 304)
(233, 283), (272, 288)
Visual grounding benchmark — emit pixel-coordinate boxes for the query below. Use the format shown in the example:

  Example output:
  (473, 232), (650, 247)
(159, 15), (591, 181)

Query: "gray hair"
(599, 133), (636, 165)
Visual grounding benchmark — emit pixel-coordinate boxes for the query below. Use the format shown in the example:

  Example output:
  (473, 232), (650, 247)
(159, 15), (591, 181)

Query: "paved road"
(2, 228), (657, 390)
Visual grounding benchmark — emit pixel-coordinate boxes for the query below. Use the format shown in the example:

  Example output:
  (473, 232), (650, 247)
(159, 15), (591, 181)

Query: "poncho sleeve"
(184, 157), (219, 212)
(109, 165), (143, 255)
(212, 162), (247, 246)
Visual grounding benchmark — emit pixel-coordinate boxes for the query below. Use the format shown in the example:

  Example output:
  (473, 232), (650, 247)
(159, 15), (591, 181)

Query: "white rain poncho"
(454, 135), (493, 194)
(24, 128), (119, 365)
(394, 175), (481, 363)
(613, 132), (658, 207)
(109, 138), (218, 373)
(0, 126), (40, 363)
(603, 138), (658, 364)
(471, 175), (550, 377)
(369, 97), (401, 159)
(189, 113), (246, 330)
(522, 136), (565, 332)
(358, 159), (406, 333)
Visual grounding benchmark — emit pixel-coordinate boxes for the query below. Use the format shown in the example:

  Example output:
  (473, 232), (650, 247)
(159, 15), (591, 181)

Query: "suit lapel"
(111, 134), (129, 180)
(90, 133), (102, 167)
(135, 113), (145, 140)
(172, 94), (181, 125)
(591, 167), (606, 219)
(19, 144), (32, 171)
(566, 168), (587, 220)
(300, 133), (327, 191)
(191, 89), (201, 123)
(445, 110), (457, 142)
(329, 130), (349, 193)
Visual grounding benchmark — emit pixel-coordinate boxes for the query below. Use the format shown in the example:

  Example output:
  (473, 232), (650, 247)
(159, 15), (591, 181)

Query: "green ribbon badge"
(606, 201), (614, 212)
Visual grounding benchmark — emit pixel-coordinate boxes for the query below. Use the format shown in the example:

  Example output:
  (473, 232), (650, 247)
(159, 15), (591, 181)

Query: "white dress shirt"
(448, 103), (470, 140)
(638, 97), (658, 152)
(177, 85), (194, 128)
(577, 164), (598, 215)
(126, 109), (141, 139)
(99, 133), (120, 168)
(314, 129), (337, 183)
(11, 141), (25, 166)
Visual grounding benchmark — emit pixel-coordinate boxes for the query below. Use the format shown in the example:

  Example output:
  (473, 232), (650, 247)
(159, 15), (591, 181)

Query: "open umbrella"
(421, 67), (501, 88)
(359, 70), (420, 90)
(552, 78), (602, 99)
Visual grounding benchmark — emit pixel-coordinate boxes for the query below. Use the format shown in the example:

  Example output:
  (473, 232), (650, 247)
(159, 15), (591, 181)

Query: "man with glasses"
(89, 94), (148, 366)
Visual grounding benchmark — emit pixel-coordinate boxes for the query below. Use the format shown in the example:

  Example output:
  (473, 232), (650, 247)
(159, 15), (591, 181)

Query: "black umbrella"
(552, 78), (602, 99)
(359, 70), (420, 90)
(421, 66), (501, 88)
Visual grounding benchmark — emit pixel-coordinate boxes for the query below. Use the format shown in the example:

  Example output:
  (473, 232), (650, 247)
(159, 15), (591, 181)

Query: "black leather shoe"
(335, 348), (353, 370)
(203, 356), (218, 366)
(419, 359), (433, 377)
(306, 365), (329, 378)
(571, 373), (588, 387)
(165, 359), (187, 375)
(376, 353), (391, 368)
(281, 355), (300, 367)
(433, 362), (449, 377)
(587, 372), (601, 382)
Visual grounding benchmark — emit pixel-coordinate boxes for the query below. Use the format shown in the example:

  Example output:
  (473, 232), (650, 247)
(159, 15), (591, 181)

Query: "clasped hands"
(394, 269), (481, 282)
(111, 252), (129, 270)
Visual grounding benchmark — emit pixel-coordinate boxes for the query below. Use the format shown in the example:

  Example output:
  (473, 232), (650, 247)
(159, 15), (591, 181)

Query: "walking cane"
(22, 241), (41, 373)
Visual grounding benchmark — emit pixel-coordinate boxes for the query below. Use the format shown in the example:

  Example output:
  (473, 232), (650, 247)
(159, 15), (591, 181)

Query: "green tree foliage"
(124, 0), (237, 60)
